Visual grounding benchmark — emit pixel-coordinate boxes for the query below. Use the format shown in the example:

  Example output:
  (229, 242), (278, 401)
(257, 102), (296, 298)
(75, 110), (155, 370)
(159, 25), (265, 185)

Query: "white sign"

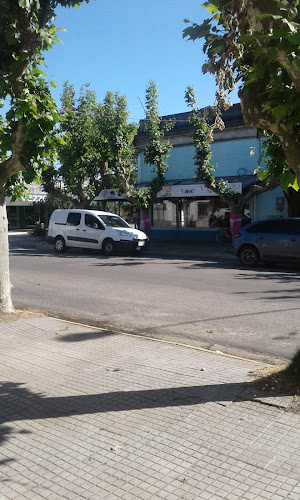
(94, 189), (127, 201)
(157, 183), (242, 198)
(28, 193), (47, 202)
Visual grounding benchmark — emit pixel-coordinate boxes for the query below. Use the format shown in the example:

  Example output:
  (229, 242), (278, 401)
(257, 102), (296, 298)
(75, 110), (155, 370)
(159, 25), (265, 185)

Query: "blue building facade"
(135, 104), (287, 241)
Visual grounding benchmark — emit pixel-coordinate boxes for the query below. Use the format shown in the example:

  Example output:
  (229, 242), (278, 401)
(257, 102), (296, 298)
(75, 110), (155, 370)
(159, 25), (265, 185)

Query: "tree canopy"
(0, 0), (88, 314)
(183, 0), (300, 188)
(42, 83), (137, 208)
(0, 0), (89, 197)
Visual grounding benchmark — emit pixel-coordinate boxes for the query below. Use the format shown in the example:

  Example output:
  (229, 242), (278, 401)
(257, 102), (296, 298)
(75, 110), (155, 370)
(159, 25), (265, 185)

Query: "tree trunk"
(140, 208), (152, 239)
(0, 188), (15, 314)
(286, 188), (300, 217)
(229, 212), (242, 236)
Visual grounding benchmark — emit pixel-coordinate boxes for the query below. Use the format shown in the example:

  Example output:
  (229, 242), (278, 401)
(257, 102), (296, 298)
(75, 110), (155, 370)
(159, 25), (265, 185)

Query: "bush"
(286, 348), (300, 381)
(30, 223), (47, 237)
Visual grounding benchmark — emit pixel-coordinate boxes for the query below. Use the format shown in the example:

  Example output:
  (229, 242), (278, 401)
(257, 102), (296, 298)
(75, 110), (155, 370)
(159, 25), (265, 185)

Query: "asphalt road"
(8, 242), (300, 362)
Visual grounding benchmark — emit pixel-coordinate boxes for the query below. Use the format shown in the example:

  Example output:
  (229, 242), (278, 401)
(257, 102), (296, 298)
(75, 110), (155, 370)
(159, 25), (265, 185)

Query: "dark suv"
(232, 218), (300, 266)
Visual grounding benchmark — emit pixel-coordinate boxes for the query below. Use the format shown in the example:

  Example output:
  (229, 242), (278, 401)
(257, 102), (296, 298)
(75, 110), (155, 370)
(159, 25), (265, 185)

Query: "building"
(134, 103), (287, 241)
(6, 183), (48, 229)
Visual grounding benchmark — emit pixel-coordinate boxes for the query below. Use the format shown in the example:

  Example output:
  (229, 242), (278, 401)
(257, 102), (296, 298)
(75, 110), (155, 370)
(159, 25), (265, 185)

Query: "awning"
(136, 175), (257, 198)
(94, 189), (127, 201)
(156, 182), (242, 198)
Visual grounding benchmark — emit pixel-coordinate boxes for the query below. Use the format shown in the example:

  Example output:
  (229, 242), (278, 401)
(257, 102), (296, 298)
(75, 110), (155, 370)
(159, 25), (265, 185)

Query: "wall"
(249, 187), (288, 221)
(138, 136), (261, 183)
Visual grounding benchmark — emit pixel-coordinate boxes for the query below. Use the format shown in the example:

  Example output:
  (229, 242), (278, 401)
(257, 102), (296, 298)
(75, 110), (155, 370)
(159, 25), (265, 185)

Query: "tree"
(43, 84), (137, 209)
(184, 86), (278, 234)
(257, 132), (300, 216)
(0, 0), (88, 314)
(183, 0), (300, 189)
(136, 81), (175, 234)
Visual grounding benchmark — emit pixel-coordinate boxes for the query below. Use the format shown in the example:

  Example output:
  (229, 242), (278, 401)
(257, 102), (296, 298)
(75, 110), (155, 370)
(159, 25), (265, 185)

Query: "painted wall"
(249, 187), (288, 221)
(138, 137), (261, 183)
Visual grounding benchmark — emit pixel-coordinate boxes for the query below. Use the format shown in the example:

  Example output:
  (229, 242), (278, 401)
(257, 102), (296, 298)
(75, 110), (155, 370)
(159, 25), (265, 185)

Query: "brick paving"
(0, 317), (299, 499)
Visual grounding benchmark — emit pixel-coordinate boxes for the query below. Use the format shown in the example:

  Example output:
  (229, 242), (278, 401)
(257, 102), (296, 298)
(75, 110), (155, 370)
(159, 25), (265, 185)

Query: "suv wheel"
(239, 245), (259, 266)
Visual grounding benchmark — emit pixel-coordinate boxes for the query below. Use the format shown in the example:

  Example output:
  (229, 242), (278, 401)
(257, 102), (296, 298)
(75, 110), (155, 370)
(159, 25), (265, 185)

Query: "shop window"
(7, 207), (18, 228)
(185, 198), (230, 229)
(152, 201), (176, 227)
(24, 206), (40, 227)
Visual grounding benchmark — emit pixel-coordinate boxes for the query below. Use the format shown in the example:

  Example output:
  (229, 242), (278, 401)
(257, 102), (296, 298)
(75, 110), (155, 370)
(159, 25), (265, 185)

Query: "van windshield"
(99, 215), (130, 228)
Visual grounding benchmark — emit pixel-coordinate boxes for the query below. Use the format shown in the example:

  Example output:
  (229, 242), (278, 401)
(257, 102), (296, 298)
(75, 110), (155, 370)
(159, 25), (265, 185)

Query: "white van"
(47, 209), (148, 256)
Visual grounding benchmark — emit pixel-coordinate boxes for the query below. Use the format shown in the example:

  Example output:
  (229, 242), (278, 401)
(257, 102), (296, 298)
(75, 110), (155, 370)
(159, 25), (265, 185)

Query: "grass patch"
(0, 310), (44, 323)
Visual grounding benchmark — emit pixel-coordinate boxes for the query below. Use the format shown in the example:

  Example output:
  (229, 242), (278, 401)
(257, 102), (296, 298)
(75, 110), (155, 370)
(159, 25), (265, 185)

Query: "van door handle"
(82, 229), (87, 232)
(258, 237), (264, 240)
(76, 228), (80, 231)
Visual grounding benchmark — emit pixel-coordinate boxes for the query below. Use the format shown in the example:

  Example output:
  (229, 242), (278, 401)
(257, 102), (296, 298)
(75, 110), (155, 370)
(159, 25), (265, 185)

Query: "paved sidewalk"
(1, 317), (299, 499)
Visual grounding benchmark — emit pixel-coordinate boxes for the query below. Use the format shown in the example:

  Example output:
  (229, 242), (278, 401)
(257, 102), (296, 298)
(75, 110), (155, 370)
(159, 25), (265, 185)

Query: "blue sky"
(44, 0), (239, 122)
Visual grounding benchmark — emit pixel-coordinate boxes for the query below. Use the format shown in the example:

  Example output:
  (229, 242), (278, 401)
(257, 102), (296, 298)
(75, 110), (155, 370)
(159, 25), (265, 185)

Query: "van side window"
(85, 214), (104, 229)
(66, 213), (81, 226)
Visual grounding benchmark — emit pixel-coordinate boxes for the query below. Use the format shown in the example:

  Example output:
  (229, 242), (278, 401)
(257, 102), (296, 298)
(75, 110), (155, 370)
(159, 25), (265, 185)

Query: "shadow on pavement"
(56, 330), (115, 342)
(0, 379), (287, 427)
(0, 381), (232, 426)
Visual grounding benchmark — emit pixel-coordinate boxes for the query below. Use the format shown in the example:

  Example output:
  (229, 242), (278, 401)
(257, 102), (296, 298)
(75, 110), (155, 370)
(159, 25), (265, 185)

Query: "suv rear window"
(66, 213), (81, 226)
(246, 219), (300, 234)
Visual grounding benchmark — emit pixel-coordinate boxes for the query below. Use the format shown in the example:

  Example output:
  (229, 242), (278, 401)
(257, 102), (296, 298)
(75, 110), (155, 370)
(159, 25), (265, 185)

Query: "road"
(8, 243), (300, 361)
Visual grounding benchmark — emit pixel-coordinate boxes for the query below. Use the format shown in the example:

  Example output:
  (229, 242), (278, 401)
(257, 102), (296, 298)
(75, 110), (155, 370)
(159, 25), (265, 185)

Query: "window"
(85, 214), (103, 229)
(152, 201), (176, 228)
(99, 215), (129, 228)
(247, 221), (275, 233)
(66, 212), (81, 226)
(246, 220), (300, 234)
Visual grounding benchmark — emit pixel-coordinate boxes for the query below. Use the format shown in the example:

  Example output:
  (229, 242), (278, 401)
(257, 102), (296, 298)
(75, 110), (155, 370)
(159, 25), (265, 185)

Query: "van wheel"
(54, 236), (66, 253)
(102, 238), (116, 256)
(238, 245), (259, 266)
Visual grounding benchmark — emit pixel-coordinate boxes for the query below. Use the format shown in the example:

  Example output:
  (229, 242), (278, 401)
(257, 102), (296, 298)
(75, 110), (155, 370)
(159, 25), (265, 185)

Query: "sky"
(43, 0), (239, 123)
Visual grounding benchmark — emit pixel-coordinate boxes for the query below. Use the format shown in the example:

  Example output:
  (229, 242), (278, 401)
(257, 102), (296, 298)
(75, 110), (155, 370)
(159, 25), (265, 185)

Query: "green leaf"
(280, 172), (297, 191)
(18, 0), (30, 9)
(57, 135), (65, 145)
(200, 2), (219, 15)
(257, 14), (281, 21)
(287, 31), (300, 44)
(272, 104), (288, 122)
(50, 80), (58, 88)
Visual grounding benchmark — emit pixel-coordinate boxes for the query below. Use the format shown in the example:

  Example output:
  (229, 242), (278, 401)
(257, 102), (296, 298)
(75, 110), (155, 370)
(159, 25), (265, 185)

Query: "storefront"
(6, 184), (48, 229)
(150, 181), (244, 241)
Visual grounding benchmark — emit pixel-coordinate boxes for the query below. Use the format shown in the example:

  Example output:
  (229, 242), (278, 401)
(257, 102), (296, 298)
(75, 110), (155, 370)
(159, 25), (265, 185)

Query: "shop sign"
(6, 193), (47, 205)
(157, 183), (242, 198)
(28, 193), (47, 202)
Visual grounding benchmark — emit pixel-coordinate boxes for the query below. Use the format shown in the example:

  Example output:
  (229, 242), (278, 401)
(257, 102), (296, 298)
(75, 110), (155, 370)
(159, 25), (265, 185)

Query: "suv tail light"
(234, 232), (241, 238)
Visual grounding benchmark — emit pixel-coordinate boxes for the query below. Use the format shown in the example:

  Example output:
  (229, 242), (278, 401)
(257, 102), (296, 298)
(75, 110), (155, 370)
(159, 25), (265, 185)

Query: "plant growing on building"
(183, 0), (300, 190)
(42, 84), (137, 209)
(135, 81), (175, 233)
(0, 0), (89, 314)
(184, 86), (278, 233)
